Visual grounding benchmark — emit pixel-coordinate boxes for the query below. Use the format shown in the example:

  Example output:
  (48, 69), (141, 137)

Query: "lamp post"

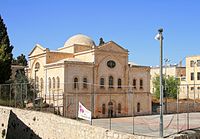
(155, 28), (164, 137)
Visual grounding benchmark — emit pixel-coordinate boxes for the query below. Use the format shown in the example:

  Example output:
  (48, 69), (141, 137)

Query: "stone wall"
(0, 106), (159, 139)
(1, 106), (200, 139)
(159, 101), (200, 114)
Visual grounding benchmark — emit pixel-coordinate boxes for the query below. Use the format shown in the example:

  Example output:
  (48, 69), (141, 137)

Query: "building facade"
(27, 34), (152, 118)
(184, 55), (200, 99)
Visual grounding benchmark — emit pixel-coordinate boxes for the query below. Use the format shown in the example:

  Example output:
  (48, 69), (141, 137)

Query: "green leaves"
(12, 54), (28, 66)
(0, 16), (13, 83)
(153, 74), (180, 99)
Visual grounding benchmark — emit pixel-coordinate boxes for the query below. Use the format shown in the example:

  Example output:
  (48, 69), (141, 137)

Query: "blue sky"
(0, 0), (200, 66)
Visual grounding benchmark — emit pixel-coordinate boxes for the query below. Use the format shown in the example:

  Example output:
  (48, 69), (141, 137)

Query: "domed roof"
(64, 34), (96, 47)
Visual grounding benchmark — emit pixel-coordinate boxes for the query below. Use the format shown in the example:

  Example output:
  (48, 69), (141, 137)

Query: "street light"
(155, 28), (164, 137)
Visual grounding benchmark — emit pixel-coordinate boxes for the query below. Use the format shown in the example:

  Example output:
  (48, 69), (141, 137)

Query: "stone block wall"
(1, 106), (200, 139)
(0, 106), (159, 139)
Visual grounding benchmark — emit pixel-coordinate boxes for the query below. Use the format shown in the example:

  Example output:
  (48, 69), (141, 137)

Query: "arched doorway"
(108, 101), (113, 117)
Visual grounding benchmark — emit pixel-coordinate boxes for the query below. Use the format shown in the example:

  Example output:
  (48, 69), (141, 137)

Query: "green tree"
(153, 74), (180, 99)
(13, 69), (35, 108)
(12, 54), (27, 66)
(99, 37), (105, 45)
(0, 15), (13, 83)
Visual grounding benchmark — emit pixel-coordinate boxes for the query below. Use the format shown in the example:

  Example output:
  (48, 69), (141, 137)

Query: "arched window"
(48, 77), (51, 91)
(133, 79), (136, 89)
(137, 103), (140, 112)
(100, 78), (104, 88)
(83, 77), (87, 89)
(102, 104), (106, 114)
(52, 77), (55, 89)
(40, 78), (43, 90)
(57, 77), (60, 89)
(118, 103), (121, 113)
(74, 77), (78, 89)
(140, 79), (143, 89)
(108, 101), (113, 117)
(36, 76), (39, 89)
(35, 62), (40, 70)
(109, 76), (113, 88)
(118, 78), (122, 88)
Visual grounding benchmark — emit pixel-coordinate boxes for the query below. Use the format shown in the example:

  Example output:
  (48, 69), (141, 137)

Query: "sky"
(0, 0), (200, 66)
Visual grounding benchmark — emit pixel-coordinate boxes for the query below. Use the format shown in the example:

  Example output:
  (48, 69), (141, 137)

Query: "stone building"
(27, 34), (152, 118)
(183, 55), (200, 99)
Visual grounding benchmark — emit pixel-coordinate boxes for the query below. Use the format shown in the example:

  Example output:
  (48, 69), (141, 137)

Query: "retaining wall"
(0, 106), (200, 139)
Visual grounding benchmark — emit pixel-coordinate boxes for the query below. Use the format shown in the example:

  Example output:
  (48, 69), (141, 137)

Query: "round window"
(107, 60), (116, 68)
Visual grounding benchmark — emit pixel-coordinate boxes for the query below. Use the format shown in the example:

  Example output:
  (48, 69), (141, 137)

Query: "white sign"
(78, 102), (91, 121)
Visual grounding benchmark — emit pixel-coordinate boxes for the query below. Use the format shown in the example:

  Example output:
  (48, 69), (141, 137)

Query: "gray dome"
(64, 34), (96, 47)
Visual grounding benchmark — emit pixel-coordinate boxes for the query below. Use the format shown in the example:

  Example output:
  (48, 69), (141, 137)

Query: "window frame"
(83, 77), (88, 89)
(100, 77), (105, 89)
(139, 79), (143, 89)
(109, 76), (114, 88)
(118, 103), (121, 113)
(133, 79), (136, 89)
(74, 77), (78, 89)
(191, 72), (194, 80)
(118, 78), (122, 88)
(102, 104), (106, 114)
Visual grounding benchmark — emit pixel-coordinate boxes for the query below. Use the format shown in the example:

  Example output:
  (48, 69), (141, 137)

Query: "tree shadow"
(6, 111), (41, 139)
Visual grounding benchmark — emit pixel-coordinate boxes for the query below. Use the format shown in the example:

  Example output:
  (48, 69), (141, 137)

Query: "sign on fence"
(78, 102), (91, 121)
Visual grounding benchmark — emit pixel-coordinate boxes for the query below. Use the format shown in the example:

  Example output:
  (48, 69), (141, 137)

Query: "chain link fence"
(1, 82), (200, 137)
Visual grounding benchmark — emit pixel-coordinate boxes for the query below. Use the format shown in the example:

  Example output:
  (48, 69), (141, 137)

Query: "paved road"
(81, 113), (200, 137)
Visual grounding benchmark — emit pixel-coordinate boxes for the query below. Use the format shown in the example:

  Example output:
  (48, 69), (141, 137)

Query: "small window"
(35, 62), (40, 70)
(83, 77), (87, 89)
(190, 60), (195, 67)
(191, 73), (194, 80)
(118, 78), (122, 88)
(133, 79), (136, 89)
(52, 77), (55, 89)
(198, 87), (200, 90)
(57, 77), (60, 89)
(118, 103), (121, 113)
(140, 79), (143, 89)
(102, 104), (106, 114)
(48, 77), (51, 90)
(109, 76), (113, 88)
(191, 87), (194, 91)
(36, 76), (39, 89)
(198, 72), (200, 80)
(137, 103), (140, 112)
(197, 60), (200, 67)
(74, 77), (78, 89)
(100, 78), (104, 88)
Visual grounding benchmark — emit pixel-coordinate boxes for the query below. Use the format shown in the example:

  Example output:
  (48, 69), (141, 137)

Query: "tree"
(99, 37), (105, 45)
(0, 15), (13, 83)
(152, 74), (180, 99)
(12, 54), (27, 66)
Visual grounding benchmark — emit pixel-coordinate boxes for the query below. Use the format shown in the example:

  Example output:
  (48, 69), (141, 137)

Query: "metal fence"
(1, 83), (200, 137)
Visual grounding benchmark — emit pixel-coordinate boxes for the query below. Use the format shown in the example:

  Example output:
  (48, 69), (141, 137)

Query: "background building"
(184, 55), (200, 99)
(27, 34), (152, 118)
